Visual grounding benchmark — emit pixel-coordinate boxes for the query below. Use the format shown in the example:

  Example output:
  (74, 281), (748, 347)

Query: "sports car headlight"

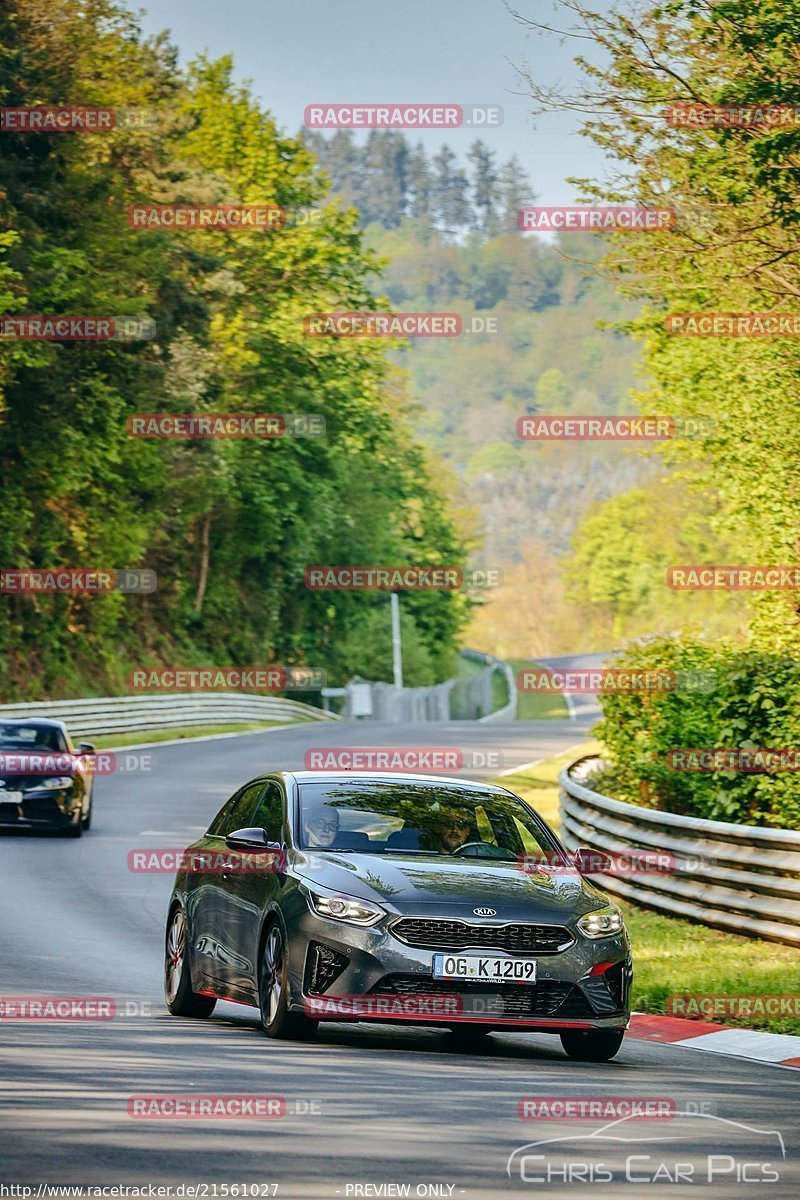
(37, 776), (74, 791)
(303, 887), (384, 927)
(578, 907), (624, 939)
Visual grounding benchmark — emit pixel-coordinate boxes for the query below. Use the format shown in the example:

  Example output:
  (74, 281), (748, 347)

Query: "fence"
(559, 755), (800, 947)
(322, 649), (517, 722)
(0, 693), (338, 739)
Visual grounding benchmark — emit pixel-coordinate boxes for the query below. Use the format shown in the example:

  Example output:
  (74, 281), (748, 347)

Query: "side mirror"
(225, 827), (281, 852)
(78, 742), (96, 754)
(574, 846), (613, 875)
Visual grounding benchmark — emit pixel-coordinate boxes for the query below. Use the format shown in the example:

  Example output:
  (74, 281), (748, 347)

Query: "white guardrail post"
(559, 755), (800, 947)
(0, 693), (340, 738)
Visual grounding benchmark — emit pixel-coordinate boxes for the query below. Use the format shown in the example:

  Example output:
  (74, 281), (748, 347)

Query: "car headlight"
(303, 886), (384, 926)
(37, 777), (75, 791)
(578, 907), (624, 939)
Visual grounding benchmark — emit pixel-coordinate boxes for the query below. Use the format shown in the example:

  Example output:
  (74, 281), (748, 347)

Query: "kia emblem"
(473, 907), (497, 917)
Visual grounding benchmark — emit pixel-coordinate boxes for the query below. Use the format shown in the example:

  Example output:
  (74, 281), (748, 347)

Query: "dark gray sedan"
(165, 772), (632, 1060)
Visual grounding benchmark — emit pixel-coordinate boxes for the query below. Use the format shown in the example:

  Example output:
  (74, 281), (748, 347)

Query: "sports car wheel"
(259, 924), (317, 1040)
(164, 907), (216, 1017)
(560, 1028), (625, 1061)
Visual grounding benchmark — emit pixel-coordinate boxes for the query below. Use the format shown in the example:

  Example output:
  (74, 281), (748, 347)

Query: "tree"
(467, 140), (500, 235)
(0, 0), (468, 696)
(432, 145), (471, 236)
(497, 154), (533, 233)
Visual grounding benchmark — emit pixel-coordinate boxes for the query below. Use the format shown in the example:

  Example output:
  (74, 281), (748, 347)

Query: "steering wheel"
(451, 841), (509, 859)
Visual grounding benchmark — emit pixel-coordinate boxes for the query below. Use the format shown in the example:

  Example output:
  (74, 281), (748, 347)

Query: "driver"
(303, 807), (340, 849)
(434, 813), (472, 855)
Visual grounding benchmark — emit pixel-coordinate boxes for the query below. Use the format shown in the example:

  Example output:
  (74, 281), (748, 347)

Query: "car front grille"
(369, 975), (597, 1019)
(390, 917), (573, 955)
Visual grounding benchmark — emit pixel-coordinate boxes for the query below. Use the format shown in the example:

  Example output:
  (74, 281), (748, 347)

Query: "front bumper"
(0, 788), (81, 829)
(286, 904), (631, 1032)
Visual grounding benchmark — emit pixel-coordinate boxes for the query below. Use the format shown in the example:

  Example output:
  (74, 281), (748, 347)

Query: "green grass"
(494, 742), (800, 1036)
(507, 658), (570, 720)
(92, 720), (293, 749)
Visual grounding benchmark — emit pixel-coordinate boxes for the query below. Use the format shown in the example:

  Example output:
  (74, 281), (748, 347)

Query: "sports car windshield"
(0, 723), (67, 752)
(297, 779), (560, 860)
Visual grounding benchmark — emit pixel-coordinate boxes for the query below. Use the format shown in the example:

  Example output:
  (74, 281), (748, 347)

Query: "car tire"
(82, 792), (92, 831)
(259, 923), (318, 1040)
(164, 906), (216, 1018)
(560, 1028), (625, 1062)
(64, 815), (83, 838)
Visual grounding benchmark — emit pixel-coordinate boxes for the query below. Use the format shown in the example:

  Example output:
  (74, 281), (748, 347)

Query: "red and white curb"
(627, 1013), (800, 1070)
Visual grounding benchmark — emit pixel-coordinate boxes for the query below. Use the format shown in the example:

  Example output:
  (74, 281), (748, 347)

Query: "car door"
(187, 782), (266, 992)
(214, 779), (287, 999)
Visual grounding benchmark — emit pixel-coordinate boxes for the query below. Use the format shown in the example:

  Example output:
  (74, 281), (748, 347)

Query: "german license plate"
(432, 954), (536, 983)
(0, 792), (23, 804)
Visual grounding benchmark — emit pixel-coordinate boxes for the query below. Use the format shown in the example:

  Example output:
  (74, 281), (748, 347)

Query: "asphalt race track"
(1, 718), (797, 1198)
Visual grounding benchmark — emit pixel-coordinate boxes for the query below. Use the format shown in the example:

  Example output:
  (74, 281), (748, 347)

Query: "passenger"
(302, 807), (340, 848)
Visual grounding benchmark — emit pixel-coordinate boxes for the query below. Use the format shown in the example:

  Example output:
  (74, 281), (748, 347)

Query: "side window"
(208, 782), (265, 837)
(250, 782), (285, 843)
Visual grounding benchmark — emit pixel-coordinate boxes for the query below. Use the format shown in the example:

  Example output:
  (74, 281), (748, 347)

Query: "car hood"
(292, 850), (606, 921)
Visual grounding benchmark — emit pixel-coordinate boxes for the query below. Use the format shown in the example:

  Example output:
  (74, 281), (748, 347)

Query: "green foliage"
(565, 483), (748, 643)
(512, 0), (800, 824)
(0, 0), (467, 697)
(594, 637), (800, 829)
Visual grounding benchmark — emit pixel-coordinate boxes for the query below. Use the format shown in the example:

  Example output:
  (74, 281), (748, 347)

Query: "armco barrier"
(559, 755), (800, 947)
(0, 693), (339, 739)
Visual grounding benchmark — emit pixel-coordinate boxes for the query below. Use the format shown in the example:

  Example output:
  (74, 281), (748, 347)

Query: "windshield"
(0, 723), (68, 753)
(296, 779), (560, 860)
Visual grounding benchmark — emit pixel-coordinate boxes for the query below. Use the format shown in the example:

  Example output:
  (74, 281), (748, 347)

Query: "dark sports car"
(165, 771), (632, 1060)
(0, 718), (95, 836)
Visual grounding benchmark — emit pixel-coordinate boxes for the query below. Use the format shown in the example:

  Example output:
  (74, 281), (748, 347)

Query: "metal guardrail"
(559, 755), (800, 947)
(0, 693), (339, 738)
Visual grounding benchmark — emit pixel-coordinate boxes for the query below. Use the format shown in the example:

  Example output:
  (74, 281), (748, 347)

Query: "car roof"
(0, 717), (69, 730)
(281, 770), (512, 794)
